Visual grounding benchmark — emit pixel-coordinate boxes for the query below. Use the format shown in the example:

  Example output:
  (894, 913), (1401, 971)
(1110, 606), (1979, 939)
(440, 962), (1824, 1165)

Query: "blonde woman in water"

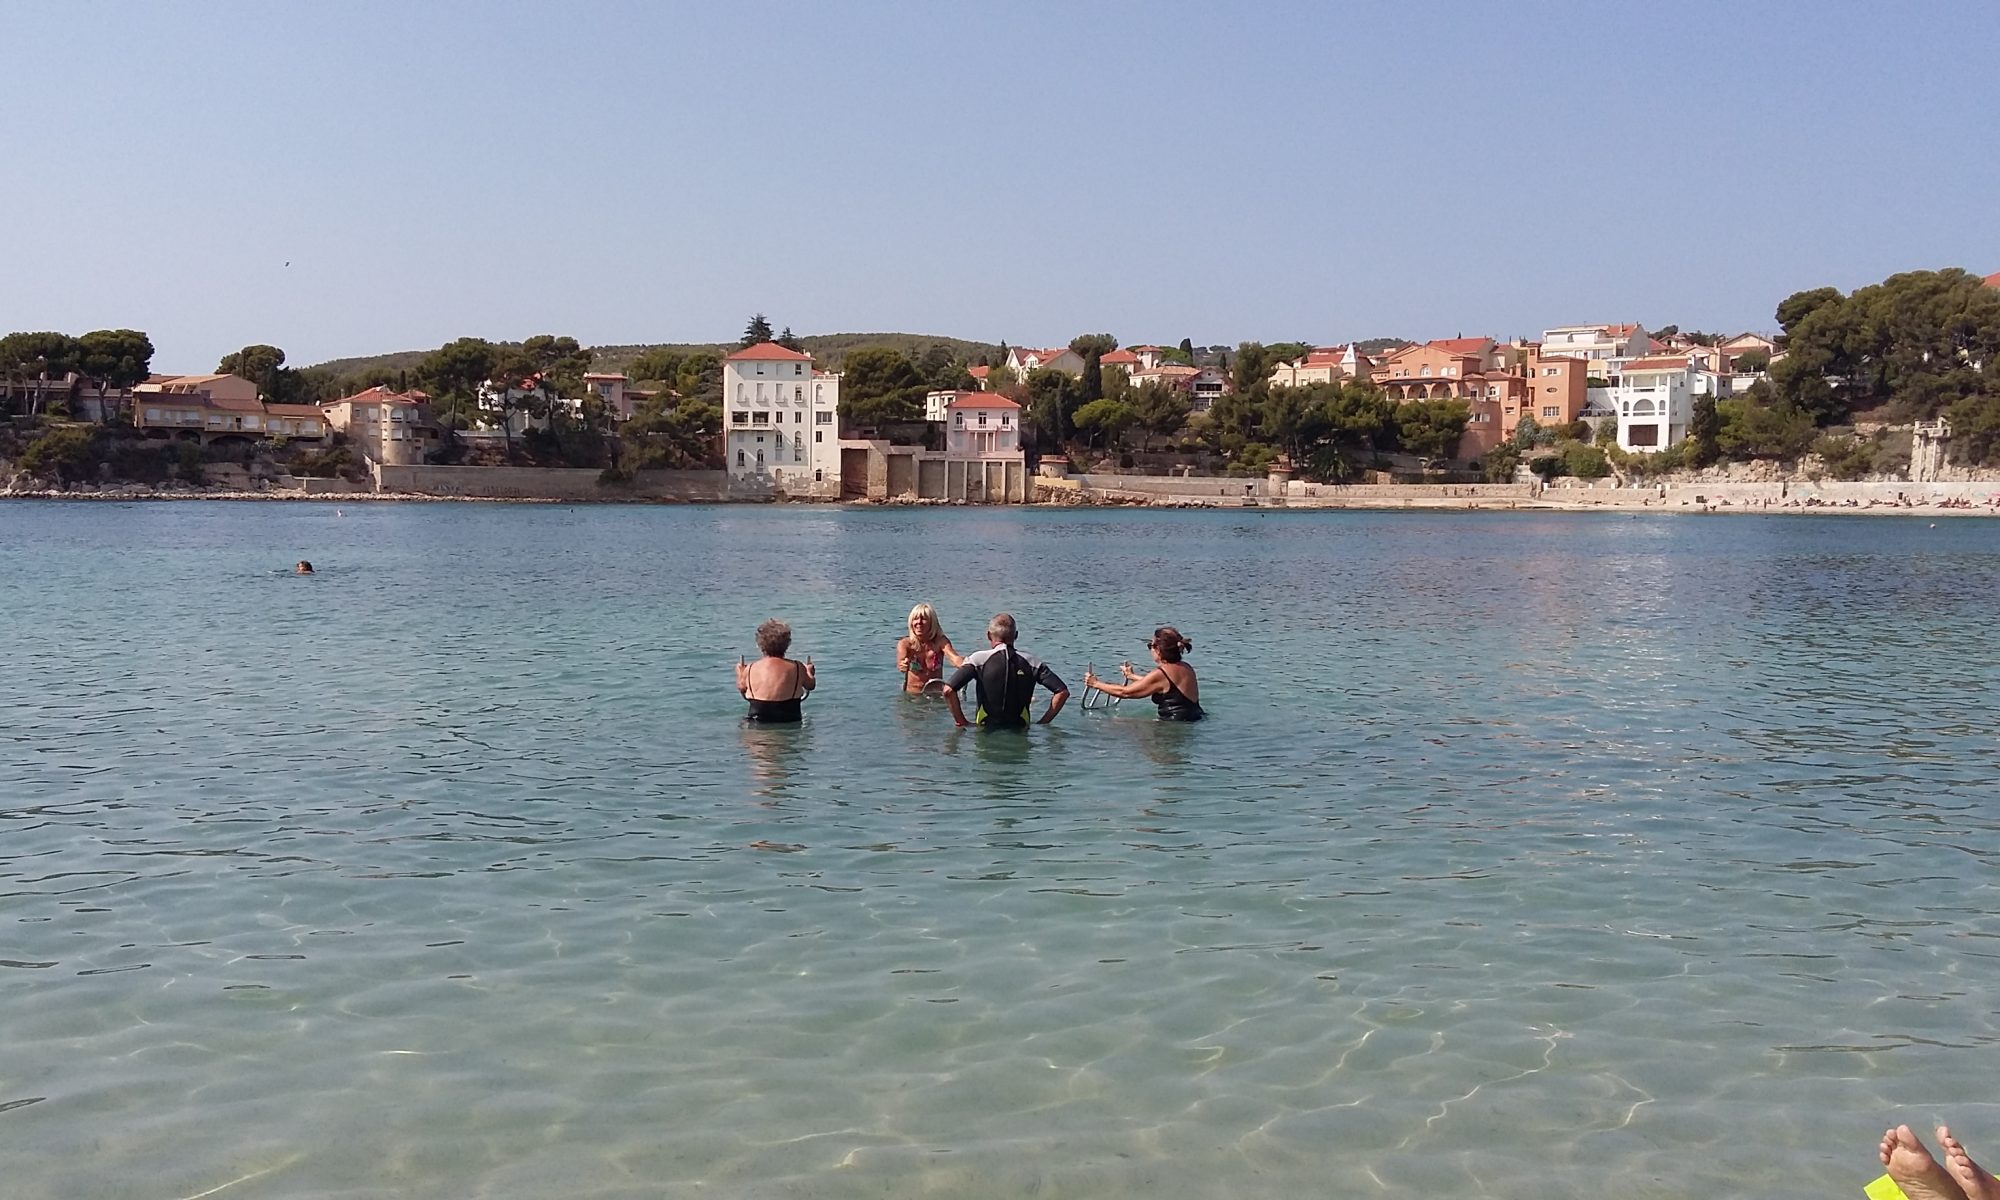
(896, 603), (963, 694)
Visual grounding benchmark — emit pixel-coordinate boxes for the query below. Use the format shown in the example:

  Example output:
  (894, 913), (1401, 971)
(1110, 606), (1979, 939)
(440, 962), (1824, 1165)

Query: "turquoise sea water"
(3, 500), (1998, 1200)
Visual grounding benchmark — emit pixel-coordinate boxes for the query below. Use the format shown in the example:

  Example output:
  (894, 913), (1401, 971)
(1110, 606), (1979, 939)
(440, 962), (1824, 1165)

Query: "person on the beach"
(295, 561), (314, 575)
(938, 613), (1067, 729)
(737, 619), (815, 723)
(896, 603), (962, 695)
(1881, 1123), (2000, 1200)
(1082, 626), (1204, 721)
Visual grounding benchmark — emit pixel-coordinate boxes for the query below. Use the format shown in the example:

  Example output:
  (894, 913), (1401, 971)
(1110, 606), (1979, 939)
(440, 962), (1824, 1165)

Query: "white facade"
(723, 343), (842, 490)
(1612, 359), (1695, 451)
(1005, 346), (1084, 377)
(1540, 324), (1647, 376)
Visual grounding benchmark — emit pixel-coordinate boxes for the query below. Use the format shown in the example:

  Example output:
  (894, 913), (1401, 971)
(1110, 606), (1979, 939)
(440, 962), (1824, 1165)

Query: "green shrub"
(1481, 444), (1521, 483)
(176, 441), (207, 485)
(17, 424), (101, 484)
(1528, 454), (1563, 481)
(1561, 443), (1610, 479)
(1811, 435), (1875, 481)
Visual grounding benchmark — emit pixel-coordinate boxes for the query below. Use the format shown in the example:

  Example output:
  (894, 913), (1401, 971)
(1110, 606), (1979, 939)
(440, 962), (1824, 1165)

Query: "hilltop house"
(581, 372), (656, 421)
(1004, 346), (1084, 377)
(1269, 345), (1372, 389)
(1128, 364), (1230, 412)
(723, 341), (842, 494)
(323, 386), (436, 464)
(1101, 345), (1168, 373)
(133, 374), (329, 445)
(1538, 324), (1648, 378)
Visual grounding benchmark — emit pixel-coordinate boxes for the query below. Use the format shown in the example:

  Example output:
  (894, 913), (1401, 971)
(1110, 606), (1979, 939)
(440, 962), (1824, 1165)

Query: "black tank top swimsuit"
(1152, 667), (1204, 722)
(745, 660), (807, 723)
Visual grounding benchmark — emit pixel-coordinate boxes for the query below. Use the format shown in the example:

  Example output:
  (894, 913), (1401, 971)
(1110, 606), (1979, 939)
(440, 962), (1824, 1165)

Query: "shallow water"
(3, 501), (1997, 1199)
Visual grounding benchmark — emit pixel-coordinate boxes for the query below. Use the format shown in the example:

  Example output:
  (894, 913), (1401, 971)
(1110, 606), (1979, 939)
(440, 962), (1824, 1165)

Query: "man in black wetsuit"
(939, 612), (1069, 729)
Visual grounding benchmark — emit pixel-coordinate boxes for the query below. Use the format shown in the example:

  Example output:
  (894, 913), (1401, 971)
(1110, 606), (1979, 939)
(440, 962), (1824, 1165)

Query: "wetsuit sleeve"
(1035, 662), (1068, 694)
(946, 659), (978, 692)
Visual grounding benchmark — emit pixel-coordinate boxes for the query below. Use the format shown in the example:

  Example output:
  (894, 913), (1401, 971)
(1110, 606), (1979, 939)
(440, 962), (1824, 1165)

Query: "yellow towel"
(1866, 1175), (1911, 1200)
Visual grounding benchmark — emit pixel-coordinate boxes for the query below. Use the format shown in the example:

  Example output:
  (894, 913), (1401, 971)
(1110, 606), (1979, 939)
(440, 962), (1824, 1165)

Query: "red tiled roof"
(948, 393), (1020, 410)
(726, 342), (812, 361)
(332, 385), (427, 406)
(264, 403), (328, 418)
(1622, 355), (1691, 372)
(1101, 348), (1140, 364)
(1985, 271), (2000, 289)
(967, 364), (991, 379)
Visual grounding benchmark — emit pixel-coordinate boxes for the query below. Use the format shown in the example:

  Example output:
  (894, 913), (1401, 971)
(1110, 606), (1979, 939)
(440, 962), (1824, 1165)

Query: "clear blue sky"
(5, 0), (1996, 372)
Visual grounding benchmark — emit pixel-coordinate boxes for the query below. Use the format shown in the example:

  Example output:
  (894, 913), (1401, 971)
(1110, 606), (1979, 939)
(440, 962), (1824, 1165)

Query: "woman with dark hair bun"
(1082, 626), (1203, 721)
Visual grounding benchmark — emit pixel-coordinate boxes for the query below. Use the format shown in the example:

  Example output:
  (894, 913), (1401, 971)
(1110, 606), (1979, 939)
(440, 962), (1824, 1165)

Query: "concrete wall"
(372, 463), (730, 501)
(839, 440), (1028, 502)
(1545, 480), (2000, 508)
(1074, 473), (1272, 498)
(1284, 482), (1536, 501)
(271, 474), (374, 495)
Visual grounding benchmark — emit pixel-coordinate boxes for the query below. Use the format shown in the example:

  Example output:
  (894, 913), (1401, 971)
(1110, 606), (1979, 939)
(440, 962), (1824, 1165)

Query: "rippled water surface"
(4, 501), (1999, 1199)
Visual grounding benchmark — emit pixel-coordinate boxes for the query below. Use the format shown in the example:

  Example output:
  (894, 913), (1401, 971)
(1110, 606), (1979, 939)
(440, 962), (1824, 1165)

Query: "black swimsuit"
(745, 660), (808, 723)
(1151, 667), (1204, 722)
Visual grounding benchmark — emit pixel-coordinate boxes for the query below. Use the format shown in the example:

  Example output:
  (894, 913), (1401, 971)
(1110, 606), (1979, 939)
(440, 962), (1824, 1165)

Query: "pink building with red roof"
(922, 390), (1023, 457)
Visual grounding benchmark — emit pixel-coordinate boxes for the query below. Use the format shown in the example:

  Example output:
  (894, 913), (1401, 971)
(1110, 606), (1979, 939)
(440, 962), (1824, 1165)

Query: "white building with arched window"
(723, 342), (842, 494)
(1612, 356), (1697, 451)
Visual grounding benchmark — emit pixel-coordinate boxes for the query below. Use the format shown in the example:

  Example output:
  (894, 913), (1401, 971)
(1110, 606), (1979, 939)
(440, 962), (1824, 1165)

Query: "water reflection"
(739, 721), (811, 800)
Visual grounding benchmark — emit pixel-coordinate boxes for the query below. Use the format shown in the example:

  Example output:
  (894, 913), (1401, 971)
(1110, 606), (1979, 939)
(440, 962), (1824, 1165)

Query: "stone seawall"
(371, 464), (731, 501)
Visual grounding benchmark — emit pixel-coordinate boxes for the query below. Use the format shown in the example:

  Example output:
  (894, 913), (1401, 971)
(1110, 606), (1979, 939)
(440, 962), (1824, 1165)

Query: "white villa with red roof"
(1539, 323), (1648, 376)
(723, 341), (842, 493)
(1100, 345), (1168, 373)
(1269, 345), (1372, 389)
(1003, 345), (1084, 377)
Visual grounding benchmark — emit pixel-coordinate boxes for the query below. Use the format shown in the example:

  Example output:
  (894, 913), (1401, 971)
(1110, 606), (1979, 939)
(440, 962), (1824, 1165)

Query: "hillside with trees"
(313, 332), (1004, 380)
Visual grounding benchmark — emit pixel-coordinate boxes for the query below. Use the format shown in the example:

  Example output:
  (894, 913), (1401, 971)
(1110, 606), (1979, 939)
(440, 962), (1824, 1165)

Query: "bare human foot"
(1938, 1127), (2000, 1200)
(1882, 1124), (1969, 1200)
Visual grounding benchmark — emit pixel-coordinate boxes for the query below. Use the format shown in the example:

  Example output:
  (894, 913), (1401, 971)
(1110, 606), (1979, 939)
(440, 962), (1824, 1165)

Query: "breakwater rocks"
(3, 476), (487, 503)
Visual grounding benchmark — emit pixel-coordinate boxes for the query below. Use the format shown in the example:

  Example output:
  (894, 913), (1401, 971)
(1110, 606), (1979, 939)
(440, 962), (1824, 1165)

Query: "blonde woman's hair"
(907, 602), (946, 641)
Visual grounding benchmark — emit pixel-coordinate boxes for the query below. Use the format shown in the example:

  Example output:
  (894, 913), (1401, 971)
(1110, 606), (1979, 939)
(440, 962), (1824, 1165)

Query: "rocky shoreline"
(7, 477), (1998, 517)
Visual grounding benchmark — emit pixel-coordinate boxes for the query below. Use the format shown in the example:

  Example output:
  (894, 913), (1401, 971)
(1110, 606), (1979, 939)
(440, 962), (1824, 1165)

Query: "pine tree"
(776, 326), (803, 352)
(741, 313), (775, 347)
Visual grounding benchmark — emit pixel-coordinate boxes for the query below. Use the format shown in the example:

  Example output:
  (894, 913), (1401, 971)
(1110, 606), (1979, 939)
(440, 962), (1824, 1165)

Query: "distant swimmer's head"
(755, 619), (793, 659)
(296, 561), (314, 575)
(987, 613), (1018, 645)
(1147, 626), (1192, 663)
(908, 602), (944, 641)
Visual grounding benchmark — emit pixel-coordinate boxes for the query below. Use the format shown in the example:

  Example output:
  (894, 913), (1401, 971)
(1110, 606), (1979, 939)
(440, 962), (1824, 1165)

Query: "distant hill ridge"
(309, 333), (1006, 380)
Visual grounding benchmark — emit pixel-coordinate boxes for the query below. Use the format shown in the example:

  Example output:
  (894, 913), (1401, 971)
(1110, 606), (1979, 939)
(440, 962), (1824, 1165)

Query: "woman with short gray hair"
(737, 619), (815, 723)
